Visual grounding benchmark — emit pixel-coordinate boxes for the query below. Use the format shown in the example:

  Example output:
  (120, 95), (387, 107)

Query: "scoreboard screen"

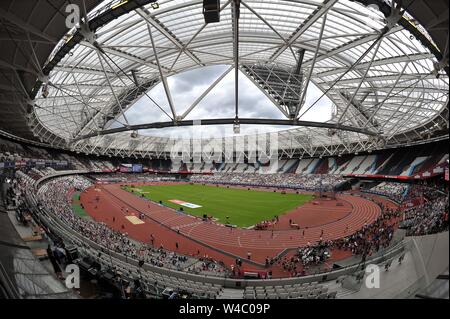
(120, 163), (143, 173)
(119, 164), (132, 172)
(132, 164), (143, 173)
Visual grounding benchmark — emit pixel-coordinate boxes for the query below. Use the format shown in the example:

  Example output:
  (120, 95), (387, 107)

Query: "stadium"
(0, 0), (448, 301)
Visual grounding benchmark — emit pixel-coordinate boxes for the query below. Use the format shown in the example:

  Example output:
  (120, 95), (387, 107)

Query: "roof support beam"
(146, 23), (177, 121)
(295, 13), (327, 119)
(317, 73), (436, 86)
(232, 0), (241, 121)
(75, 118), (377, 141)
(136, 8), (203, 67)
(0, 8), (58, 43)
(54, 65), (116, 76)
(50, 83), (124, 90)
(180, 66), (233, 120)
(81, 41), (165, 72)
(387, 92), (449, 139)
(71, 73), (102, 137)
(299, 28), (388, 119)
(378, 80), (421, 132)
(302, 26), (402, 68)
(338, 38), (383, 124)
(240, 0), (298, 62)
(362, 62), (409, 129)
(96, 50), (131, 127)
(269, 0), (338, 62)
(315, 53), (434, 78)
(240, 66), (290, 118)
(0, 59), (40, 77)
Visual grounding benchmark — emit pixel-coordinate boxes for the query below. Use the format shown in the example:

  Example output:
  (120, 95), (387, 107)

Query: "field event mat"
(169, 200), (202, 209)
(125, 215), (145, 225)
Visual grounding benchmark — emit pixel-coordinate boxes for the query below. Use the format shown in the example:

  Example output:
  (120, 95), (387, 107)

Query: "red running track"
(80, 183), (382, 275)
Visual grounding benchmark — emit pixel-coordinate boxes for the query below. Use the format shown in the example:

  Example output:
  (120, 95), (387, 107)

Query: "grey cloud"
(170, 65), (229, 90)
(120, 65), (332, 136)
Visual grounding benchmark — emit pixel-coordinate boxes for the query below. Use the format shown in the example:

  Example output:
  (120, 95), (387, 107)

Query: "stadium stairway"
(217, 288), (244, 299)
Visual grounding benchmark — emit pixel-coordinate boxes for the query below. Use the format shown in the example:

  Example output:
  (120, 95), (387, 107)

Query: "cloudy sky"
(115, 65), (332, 139)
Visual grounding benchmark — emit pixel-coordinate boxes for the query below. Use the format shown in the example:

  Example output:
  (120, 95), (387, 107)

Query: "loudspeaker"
(203, 0), (220, 23)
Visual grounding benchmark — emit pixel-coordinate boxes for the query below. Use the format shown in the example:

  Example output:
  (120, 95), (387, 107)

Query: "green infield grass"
(123, 184), (313, 227)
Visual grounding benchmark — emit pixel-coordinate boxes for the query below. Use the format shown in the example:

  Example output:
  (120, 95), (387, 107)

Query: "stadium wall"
(397, 231), (450, 298)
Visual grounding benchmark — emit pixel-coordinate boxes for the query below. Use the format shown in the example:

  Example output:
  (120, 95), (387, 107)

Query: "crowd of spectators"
(187, 257), (225, 275)
(21, 175), (228, 277)
(190, 173), (345, 191)
(278, 242), (334, 275)
(9, 167), (449, 279)
(266, 204), (401, 276)
(90, 173), (162, 184)
(296, 194), (450, 271)
(400, 195), (449, 236)
(366, 182), (409, 203)
(365, 182), (448, 210)
(419, 186), (446, 201)
(297, 244), (331, 266)
(332, 206), (398, 256)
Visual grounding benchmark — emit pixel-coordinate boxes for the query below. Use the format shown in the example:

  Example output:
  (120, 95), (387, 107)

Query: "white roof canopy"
(30, 0), (448, 156)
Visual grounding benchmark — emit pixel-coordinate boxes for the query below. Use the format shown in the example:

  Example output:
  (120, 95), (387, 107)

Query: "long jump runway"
(80, 183), (385, 275)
